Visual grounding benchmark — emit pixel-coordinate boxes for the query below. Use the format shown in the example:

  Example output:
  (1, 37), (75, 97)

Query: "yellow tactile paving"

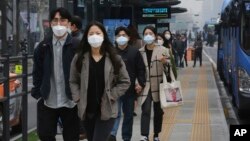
(174, 119), (193, 123)
(190, 66), (211, 141)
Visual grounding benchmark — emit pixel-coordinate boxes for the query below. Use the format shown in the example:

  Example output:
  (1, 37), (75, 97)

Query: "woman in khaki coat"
(139, 26), (170, 141)
(69, 21), (130, 141)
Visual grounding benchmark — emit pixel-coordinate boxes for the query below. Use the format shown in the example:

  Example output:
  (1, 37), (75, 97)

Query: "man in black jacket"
(173, 34), (185, 67)
(193, 35), (203, 67)
(108, 26), (146, 141)
(31, 8), (79, 141)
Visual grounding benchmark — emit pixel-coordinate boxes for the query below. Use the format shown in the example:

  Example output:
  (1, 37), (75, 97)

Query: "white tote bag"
(159, 67), (183, 108)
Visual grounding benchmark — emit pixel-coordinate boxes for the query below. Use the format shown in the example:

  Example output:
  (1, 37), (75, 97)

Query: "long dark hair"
(157, 33), (167, 45)
(163, 30), (173, 48)
(75, 21), (122, 74)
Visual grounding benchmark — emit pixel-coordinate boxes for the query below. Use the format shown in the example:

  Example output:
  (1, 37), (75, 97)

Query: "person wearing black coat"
(108, 26), (146, 141)
(173, 34), (186, 67)
(193, 35), (203, 67)
(31, 8), (79, 141)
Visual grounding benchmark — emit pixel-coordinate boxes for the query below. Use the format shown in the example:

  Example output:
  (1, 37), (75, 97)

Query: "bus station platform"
(56, 55), (229, 141)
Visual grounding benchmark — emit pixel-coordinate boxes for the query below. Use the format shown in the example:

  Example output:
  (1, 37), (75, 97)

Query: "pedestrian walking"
(158, 33), (177, 81)
(31, 7), (79, 141)
(173, 34), (185, 67)
(163, 30), (178, 67)
(107, 26), (146, 141)
(139, 26), (171, 141)
(162, 30), (173, 50)
(193, 35), (203, 67)
(181, 34), (188, 67)
(69, 21), (130, 141)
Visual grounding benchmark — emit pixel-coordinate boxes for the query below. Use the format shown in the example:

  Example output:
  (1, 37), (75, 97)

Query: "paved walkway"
(56, 55), (229, 141)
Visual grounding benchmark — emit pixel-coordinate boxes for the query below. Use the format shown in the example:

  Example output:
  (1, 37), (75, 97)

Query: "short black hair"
(115, 26), (131, 36)
(49, 7), (71, 21)
(71, 16), (82, 29)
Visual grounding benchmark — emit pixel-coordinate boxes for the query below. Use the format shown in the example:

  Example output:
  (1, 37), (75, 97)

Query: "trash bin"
(187, 48), (195, 61)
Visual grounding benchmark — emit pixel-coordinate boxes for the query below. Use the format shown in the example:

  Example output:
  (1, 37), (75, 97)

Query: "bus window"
(241, 16), (250, 54)
(241, 2), (250, 55)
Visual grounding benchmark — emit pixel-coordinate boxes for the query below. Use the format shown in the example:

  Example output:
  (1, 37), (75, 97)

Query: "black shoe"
(108, 135), (116, 141)
(133, 112), (137, 116)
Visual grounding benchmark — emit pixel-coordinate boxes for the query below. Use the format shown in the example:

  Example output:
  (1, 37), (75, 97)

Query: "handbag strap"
(170, 66), (176, 82)
(163, 70), (168, 84)
(163, 64), (176, 83)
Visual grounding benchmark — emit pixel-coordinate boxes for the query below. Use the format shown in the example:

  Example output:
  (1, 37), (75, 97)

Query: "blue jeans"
(111, 95), (135, 140)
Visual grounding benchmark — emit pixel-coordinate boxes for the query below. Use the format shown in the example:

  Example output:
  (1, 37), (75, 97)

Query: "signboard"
(141, 7), (171, 18)
(157, 16), (176, 23)
(15, 65), (22, 74)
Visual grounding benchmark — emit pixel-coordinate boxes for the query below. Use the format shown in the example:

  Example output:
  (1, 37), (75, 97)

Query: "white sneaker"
(140, 136), (148, 141)
(154, 137), (160, 141)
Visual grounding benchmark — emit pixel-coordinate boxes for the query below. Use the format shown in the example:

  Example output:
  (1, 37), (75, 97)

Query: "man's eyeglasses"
(51, 18), (68, 23)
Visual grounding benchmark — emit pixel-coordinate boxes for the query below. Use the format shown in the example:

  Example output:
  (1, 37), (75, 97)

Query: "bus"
(217, 0), (250, 117)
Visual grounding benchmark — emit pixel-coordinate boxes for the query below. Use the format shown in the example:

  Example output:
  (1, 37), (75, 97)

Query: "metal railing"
(0, 52), (33, 141)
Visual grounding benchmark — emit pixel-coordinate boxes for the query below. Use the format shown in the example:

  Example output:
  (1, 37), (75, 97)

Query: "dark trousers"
(121, 95), (135, 140)
(184, 51), (188, 66)
(141, 93), (164, 136)
(85, 115), (115, 141)
(193, 51), (202, 67)
(37, 99), (79, 141)
(79, 120), (86, 134)
(178, 52), (184, 67)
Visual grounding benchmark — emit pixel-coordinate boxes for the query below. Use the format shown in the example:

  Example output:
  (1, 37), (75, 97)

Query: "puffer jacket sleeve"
(110, 57), (131, 100)
(69, 54), (81, 102)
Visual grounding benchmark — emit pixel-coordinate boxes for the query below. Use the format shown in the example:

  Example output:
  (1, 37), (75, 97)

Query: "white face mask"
(116, 36), (129, 46)
(52, 25), (67, 37)
(165, 34), (171, 40)
(88, 34), (104, 48)
(157, 39), (164, 46)
(143, 35), (155, 44)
